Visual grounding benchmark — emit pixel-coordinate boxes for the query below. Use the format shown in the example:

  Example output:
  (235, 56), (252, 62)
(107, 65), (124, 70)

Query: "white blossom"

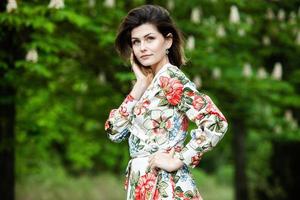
(288, 11), (296, 25)
(186, 35), (195, 50)
(216, 24), (226, 37)
(277, 9), (286, 21)
(271, 62), (283, 80)
(238, 29), (245, 36)
(26, 49), (38, 63)
(48, 0), (65, 9)
(257, 67), (268, 79)
(284, 110), (298, 129)
(193, 75), (202, 88)
(243, 63), (252, 78)
(284, 110), (293, 122)
(229, 5), (240, 24)
(6, 0), (17, 13)
(274, 125), (282, 134)
(212, 68), (221, 79)
(266, 8), (275, 20)
(89, 0), (96, 8)
(167, 0), (174, 10)
(246, 16), (253, 25)
(104, 0), (115, 8)
(262, 35), (271, 46)
(98, 73), (106, 84)
(191, 7), (202, 24)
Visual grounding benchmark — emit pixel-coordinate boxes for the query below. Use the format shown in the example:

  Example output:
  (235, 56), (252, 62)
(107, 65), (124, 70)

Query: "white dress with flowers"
(105, 63), (228, 200)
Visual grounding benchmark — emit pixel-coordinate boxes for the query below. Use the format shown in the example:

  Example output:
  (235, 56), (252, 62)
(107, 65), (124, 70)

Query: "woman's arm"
(105, 94), (138, 143)
(148, 66), (228, 171)
(105, 53), (153, 142)
(168, 67), (228, 168)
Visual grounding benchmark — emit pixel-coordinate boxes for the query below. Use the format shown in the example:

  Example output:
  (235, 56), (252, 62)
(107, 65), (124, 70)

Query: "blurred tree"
(0, 1), (300, 200)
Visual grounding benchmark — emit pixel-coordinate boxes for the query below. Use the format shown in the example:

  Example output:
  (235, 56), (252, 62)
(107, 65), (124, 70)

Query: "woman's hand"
(148, 148), (184, 173)
(130, 53), (153, 100)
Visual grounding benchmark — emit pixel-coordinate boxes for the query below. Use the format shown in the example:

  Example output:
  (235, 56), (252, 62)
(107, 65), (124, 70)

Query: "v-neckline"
(138, 63), (172, 102)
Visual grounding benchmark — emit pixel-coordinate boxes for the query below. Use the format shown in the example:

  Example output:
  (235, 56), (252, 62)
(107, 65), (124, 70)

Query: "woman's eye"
(146, 37), (155, 41)
(132, 40), (140, 45)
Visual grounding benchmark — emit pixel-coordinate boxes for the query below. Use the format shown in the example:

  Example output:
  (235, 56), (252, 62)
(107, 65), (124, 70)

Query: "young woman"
(105, 5), (228, 200)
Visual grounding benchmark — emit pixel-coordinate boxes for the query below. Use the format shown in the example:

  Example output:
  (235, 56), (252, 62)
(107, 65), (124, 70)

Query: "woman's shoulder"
(164, 64), (193, 83)
(158, 64), (195, 89)
(161, 64), (187, 79)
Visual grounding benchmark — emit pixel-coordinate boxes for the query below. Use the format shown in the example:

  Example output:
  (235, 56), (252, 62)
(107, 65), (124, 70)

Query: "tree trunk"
(233, 119), (248, 200)
(0, 86), (15, 200)
(0, 2), (16, 199)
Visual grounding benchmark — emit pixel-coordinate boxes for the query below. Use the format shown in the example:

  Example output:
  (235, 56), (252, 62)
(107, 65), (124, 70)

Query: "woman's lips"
(140, 55), (152, 59)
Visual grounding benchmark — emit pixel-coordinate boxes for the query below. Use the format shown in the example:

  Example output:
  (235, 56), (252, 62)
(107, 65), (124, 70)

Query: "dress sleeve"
(105, 94), (138, 143)
(158, 67), (228, 168)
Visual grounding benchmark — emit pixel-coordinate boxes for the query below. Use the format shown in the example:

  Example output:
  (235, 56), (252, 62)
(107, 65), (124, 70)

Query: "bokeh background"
(1, 0), (300, 200)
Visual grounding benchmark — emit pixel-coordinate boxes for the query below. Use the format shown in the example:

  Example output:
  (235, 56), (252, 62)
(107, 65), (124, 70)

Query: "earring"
(166, 49), (169, 55)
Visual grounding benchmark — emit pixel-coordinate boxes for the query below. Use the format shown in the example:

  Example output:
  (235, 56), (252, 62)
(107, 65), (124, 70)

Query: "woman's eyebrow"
(131, 33), (155, 39)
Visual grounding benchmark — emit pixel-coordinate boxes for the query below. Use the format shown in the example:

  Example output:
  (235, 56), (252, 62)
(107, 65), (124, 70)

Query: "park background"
(1, 0), (300, 200)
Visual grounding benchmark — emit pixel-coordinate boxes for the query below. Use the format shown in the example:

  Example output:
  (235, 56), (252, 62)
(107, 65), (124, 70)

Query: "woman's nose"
(140, 41), (147, 51)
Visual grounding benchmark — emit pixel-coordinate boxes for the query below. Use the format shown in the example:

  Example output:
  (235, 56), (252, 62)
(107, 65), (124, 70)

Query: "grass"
(16, 169), (233, 200)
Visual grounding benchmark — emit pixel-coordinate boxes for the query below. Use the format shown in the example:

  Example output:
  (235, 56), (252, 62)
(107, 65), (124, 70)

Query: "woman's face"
(131, 23), (172, 68)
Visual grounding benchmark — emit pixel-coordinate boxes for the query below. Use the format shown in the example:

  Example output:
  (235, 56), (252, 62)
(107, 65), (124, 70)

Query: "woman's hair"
(115, 4), (186, 67)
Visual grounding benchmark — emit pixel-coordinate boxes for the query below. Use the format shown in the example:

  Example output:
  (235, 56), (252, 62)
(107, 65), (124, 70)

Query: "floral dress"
(105, 63), (228, 200)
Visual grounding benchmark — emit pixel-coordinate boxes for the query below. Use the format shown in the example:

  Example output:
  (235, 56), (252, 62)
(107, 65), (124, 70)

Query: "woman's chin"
(139, 61), (152, 68)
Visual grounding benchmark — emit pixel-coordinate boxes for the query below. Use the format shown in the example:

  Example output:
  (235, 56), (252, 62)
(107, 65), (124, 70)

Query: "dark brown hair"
(115, 4), (186, 67)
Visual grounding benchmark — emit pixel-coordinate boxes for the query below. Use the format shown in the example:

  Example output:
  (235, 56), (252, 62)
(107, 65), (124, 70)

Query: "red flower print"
(124, 176), (129, 190)
(109, 109), (116, 118)
(144, 109), (174, 135)
(174, 146), (182, 152)
(153, 188), (160, 200)
(195, 113), (205, 121)
(186, 91), (194, 97)
(159, 76), (184, 106)
(125, 94), (135, 104)
(181, 116), (189, 131)
(104, 120), (110, 131)
(134, 99), (150, 115)
(135, 172), (157, 200)
(191, 153), (203, 167)
(204, 96), (226, 121)
(119, 106), (129, 117)
(192, 95), (205, 110)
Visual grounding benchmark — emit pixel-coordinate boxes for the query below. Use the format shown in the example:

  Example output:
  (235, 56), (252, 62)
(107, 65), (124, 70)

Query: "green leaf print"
(173, 175), (180, 183)
(158, 181), (169, 198)
(184, 96), (193, 105)
(131, 170), (140, 186)
(183, 87), (193, 93)
(184, 190), (194, 198)
(159, 181), (168, 189)
(180, 76), (189, 85)
(168, 68), (177, 78)
(175, 186), (184, 193)
(143, 110), (151, 118)
(158, 98), (169, 107)
(178, 101), (190, 112)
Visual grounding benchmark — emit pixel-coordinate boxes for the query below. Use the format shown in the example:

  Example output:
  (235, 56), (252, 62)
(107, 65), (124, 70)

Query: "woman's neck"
(151, 56), (170, 75)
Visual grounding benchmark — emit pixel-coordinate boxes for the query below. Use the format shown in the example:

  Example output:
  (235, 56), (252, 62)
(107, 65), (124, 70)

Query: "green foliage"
(1, 0), (300, 199)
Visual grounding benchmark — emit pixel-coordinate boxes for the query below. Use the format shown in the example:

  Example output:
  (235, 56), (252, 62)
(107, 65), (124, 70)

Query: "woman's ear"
(166, 33), (173, 49)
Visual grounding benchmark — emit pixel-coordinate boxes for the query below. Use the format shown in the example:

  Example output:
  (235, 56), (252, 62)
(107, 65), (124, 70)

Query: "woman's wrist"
(130, 80), (148, 100)
(172, 157), (184, 171)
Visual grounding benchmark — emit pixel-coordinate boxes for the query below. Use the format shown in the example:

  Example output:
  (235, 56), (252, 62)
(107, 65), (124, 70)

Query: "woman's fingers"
(169, 148), (175, 157)
(130, 53), (144, 78)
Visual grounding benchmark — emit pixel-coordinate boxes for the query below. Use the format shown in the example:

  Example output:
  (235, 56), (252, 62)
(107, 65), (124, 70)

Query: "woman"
(105, 5), (228, 200)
